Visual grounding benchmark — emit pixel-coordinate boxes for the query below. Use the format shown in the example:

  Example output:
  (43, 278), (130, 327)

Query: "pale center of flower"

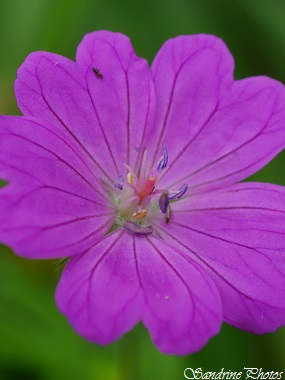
(110, 146), (188, 235)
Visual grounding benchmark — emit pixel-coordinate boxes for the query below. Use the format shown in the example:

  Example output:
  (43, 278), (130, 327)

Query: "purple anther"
(159, 190), (169, 214)
(158, 145), (168, 173)
(124, 221), (153, 235)
(114, 175), (124, 190)
(169, 184), (188, 200)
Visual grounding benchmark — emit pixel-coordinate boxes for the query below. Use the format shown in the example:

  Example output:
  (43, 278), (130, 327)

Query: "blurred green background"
(1, 0), (285, 379)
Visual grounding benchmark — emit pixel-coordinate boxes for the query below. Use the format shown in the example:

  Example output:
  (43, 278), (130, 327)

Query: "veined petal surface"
(15, 31), (155, 182)
(155, 182), (285, 333)
(56, 231), (222, 355)
(0, 116), (115, 258)
(2, 30), (285, 355)
(148, 35), (285, 193)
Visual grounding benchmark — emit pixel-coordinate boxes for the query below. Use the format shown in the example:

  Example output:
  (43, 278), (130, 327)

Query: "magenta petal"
(56, 231), (222, 355)
(135, 236), (222, 354)
(162, 182), (285, 333)
(76, 31), (156, 170)
(15, 31), (155, 180)
(146, 34), (233, 168)
(5, 31), (285, 353)
(148, 35), (285, 193)
(55, 232), (144, 344)
(0, 116), (115, 258)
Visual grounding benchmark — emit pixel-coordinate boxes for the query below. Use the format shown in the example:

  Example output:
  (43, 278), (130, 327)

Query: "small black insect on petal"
(92, 67), (103, 79)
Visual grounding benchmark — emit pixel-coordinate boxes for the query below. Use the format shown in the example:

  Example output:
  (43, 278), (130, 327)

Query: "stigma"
(112, 146), (188, 235)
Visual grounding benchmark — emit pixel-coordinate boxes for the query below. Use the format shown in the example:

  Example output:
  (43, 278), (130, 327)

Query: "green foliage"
(0, 180), (7, 188)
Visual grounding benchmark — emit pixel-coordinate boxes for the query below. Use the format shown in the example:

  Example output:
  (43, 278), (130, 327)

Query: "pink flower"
(1, 31), (285, 355)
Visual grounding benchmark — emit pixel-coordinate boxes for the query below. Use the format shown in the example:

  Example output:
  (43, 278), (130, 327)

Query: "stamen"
(127, 172), (135, 185)
(113, 145), (185, 232)
(166, 205), (171, 223)
(159, 190), (169, 214)
(158, 145), (168, 173)
(125, 163), (139, 186)
(140, 150), (148, 179)
(132, 209), (147, 220)
(124, 221), (153, 235)
(169, 184), (188, 200)
(114, 175), (124, 190)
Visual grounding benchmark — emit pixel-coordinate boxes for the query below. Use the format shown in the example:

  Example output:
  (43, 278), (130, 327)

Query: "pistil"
(112, 146), (188, 235)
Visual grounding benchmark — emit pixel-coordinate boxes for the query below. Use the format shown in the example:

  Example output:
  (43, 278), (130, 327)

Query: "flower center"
(110, 146), (188, 235)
